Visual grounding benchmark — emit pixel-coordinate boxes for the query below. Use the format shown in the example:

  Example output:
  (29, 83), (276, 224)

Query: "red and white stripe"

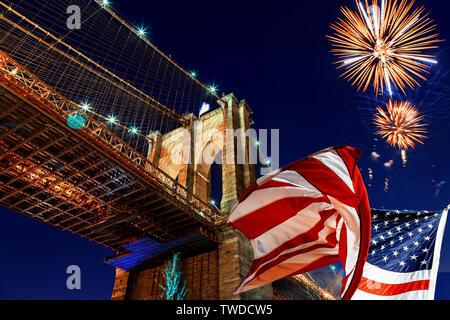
(228, 146), (371, 299)
(351, 263), (432, 300)
(352, 206), (448, 300)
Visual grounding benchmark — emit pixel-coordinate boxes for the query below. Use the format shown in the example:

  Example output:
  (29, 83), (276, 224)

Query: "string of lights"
(92, 0), (220, 98)
(0, 0), (221, 148)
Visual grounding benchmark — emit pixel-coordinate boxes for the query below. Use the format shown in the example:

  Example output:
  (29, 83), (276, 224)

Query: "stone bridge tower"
(111, 93), (273, 300)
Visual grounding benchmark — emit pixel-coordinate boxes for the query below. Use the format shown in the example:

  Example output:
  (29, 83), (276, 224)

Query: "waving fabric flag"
(228, 146), (371, 300)
(352, 207), (449, 300)
(199, 102), (210, 117)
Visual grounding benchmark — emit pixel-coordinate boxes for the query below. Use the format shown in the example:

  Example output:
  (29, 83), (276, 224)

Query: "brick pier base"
(111, 224), (273, 300)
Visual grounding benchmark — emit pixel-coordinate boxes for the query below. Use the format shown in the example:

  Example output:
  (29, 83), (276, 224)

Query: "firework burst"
(328, 0), (441, 95)
(374, 100), (427, 149)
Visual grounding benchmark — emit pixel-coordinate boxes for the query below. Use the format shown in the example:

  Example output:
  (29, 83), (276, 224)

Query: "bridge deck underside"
(104, 233), (217, 271)
(0, 83), (216, 251)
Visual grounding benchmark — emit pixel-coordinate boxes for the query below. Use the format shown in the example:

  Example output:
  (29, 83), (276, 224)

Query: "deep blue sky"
(1, 0), (450, 299)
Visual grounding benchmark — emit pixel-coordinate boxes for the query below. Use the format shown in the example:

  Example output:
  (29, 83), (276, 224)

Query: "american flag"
(352, 207), (449, 300)
(228, 146), (371, 300)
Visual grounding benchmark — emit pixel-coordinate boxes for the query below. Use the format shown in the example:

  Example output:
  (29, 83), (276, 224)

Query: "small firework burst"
(374, 100), (427, 150)
(328, 0), (441, 95)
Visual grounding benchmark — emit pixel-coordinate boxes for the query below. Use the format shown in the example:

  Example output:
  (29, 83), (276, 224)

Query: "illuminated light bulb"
(210, 200), (216, 206)
(107, 115), (117, 124)
(255, 140), (260, 146)
(190, 71), (197, 78)
(137, 28), (146, 37)
(209, 85), (217, 93)
(129, 127), (139, 135)
(80, 103), (91, 111)
(101, 0), (109, 6)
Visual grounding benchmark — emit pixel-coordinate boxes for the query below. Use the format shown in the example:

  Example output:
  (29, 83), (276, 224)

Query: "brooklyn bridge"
(0, 0), (338, 300)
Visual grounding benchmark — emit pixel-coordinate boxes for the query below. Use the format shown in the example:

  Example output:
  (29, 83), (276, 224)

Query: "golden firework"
(374, 100), (427, 150)
(328, 0), (441, 95)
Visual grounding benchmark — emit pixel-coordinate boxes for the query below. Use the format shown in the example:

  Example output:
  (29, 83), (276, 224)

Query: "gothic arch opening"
(193, 138), (223, 207)
(209, 151), (223, 210)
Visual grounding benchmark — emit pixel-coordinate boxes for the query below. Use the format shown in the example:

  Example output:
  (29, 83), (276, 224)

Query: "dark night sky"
(1, 0), (450, 299)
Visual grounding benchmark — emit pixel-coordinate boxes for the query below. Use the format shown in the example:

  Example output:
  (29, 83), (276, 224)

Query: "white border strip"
(428, 204), (449, 300)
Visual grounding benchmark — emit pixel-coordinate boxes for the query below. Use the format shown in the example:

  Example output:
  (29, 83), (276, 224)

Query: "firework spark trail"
(374, 100), (427, 150)
(328, 0), (441, 95)
(384, 160), (394, 167)
(401, 149), (408, 166)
